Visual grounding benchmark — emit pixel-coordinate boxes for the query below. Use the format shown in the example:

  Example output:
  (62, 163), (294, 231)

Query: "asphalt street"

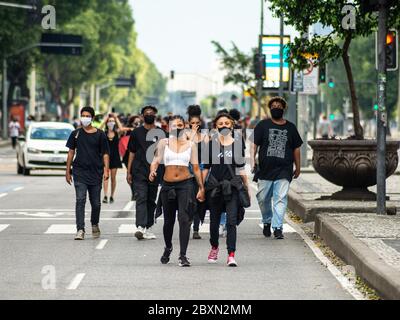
(0, 145), (354, 300)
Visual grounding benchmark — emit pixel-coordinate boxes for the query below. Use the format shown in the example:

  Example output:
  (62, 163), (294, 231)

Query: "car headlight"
(27, 147), (41, 154)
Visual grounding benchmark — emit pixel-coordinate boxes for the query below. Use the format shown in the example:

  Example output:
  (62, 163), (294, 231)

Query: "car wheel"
(23, 167), (30, 176)
(17, 160), (23, 174)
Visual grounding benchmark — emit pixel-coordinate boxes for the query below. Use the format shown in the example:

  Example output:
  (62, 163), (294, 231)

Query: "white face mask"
(107, 122), (115, 130)
(80, 117), (92, 127)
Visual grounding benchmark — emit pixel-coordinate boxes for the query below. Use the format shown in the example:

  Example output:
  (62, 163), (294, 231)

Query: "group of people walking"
(65, 96), (303, 267)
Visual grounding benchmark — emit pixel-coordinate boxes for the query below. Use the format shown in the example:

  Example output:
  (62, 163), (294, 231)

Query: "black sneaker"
(274, 228), (284, 239)
(178, 255), (191, 267)
(160, 247), (173, 264)
(102, 196), (108, 204)
(110, 196), (114, 204)
(263, 223), (271, 237)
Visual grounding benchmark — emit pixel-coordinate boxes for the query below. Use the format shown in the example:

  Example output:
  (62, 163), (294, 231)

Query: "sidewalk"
(0, 139), (10, 148)
(289, 169), (400, 222)
(289, 169), (400, 299)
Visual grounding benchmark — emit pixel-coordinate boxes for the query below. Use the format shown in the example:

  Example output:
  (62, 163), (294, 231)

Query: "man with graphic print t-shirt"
(251, 97), (303, 239)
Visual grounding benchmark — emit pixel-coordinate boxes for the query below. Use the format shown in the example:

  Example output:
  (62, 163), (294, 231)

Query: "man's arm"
(293, 147), (301, 179)
(65, 149), (75, 185)
(250, 142), (258, 172)
(103, 154), (110, 181)
(126, 152), (135, 184)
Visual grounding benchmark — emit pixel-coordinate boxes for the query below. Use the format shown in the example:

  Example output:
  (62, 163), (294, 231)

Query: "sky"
(129, 0), (297, 77)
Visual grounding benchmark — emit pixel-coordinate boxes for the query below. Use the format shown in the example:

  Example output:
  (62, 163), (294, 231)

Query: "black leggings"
(160, 179), (193, 257)
(208, 190), (239, 254)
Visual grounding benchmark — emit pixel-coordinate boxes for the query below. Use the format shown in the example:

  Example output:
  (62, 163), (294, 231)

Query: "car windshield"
(30, 127), (72, 140)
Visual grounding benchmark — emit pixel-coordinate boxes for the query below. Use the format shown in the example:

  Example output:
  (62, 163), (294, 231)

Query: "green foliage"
(211, 41), (258, 97)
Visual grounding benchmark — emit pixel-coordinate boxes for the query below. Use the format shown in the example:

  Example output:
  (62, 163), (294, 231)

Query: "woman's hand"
(196, 188), (205, 202)
(149, 170), (157, 182)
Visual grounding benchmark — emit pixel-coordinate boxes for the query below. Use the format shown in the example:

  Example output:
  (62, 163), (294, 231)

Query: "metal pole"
(257, 0), (264, 119)
(2, 58), (7, 140)
(377, 0), (388, 215)
(29, 66), (36, 116)
(95, 86), (100, 113)
(278, 15), (284, 97)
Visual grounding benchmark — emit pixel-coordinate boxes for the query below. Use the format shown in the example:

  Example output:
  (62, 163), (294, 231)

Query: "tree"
(269, 0), (400, 139)
(211, 41), (258, 100)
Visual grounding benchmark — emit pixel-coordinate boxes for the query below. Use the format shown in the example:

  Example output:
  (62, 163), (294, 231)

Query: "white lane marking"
(285, 217), (365, 300)
(118, 224), (138, 234)
(96, 239), (108, 250)
(122, 201), (134, 211)
(258, 223), (297, 233)
(198, 223), (209, 233)
(0, 224), (9, 232)
(13, 187), (24, 192)
(0, 193), (7, 198)
(66, 273), (86, 290)
(45, 224), (76, 234)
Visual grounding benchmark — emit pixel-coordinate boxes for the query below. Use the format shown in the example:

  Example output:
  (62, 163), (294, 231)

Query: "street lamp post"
(376, 0), (388, 215)
(257, 0), (264, 119)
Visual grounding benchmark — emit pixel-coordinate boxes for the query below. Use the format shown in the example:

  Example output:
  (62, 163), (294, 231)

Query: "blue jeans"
(74, 181), (102, 231)
(256, 179), (290, 230)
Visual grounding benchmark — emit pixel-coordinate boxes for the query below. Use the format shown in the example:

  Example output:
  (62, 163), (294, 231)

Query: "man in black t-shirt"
(66, 106), (110, 240)
(251, 97), (303, 239)
(127, 106), (166, 240)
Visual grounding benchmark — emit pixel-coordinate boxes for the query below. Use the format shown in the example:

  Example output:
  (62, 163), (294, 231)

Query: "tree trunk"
(342, 34), (364, 139)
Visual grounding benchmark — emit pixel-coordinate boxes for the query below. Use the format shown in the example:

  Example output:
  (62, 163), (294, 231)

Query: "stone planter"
(308, 139), (400, 200)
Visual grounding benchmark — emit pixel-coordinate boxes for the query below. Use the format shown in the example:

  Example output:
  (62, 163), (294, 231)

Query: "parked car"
(16, 122), (74, 175)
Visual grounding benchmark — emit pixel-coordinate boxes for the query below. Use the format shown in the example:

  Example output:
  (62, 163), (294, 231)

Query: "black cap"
(141, 105), (158, 115)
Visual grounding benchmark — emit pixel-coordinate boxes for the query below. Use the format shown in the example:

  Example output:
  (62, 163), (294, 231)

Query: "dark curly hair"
(187, 105), (202, 121)
(268, 96), (288, 109)
(229, 108), (241, 121)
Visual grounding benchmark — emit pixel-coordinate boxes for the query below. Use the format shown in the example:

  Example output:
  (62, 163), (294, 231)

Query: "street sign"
(300, 66), (319, 95)
(291, 70), (304, 93)
(115, 75), (136, 88)
(181, 91), (196, 99)
(40, 33), (83, 56)
(261, 35), (290, 90)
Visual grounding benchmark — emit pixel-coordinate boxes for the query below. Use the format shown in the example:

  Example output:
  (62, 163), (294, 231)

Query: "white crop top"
(163, 143), (192, 167)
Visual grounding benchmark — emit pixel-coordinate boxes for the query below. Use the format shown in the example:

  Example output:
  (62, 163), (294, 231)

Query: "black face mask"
(218, 127), (232, 136)
(190, 125), (201, 132)
(144, 114), (155, 124)
(270, 108), (284, 120)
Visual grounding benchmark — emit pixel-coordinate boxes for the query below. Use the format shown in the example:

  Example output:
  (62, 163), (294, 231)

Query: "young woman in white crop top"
(149, 115), (205, 267)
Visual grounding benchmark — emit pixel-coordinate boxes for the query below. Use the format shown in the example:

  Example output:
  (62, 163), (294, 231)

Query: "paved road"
(0, 146), (353, 300)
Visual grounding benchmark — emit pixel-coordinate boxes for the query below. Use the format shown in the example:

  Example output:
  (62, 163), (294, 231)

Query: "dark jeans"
(74, 181), (102, 232)
(208, 190), (239, 254)
(11, 136), (17, 149)
(134, 179), (158, 228)
(160, 179), (193, 257)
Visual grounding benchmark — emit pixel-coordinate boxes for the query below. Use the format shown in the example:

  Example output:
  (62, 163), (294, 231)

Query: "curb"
(314, 214), (400, 300)
(0, 140), (11, 148)
(287, 189), (397, 222)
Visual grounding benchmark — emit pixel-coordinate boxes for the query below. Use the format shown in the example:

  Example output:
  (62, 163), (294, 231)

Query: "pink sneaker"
(227, 253), (237, 267)
(208, 246), (219, 263)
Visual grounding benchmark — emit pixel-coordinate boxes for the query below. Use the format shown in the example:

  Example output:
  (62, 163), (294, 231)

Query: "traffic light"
(319, 64), (326, 83)
(254, 53), (266, 80)
(170, 70), (175, 80)
(386, 30), (398, 71)
(360, 0), (379, 14)
(374, 103), (378, 111)
(329, 114), (335, 121)
(26, 0), (42, 25)
(328, 77), (335, 88)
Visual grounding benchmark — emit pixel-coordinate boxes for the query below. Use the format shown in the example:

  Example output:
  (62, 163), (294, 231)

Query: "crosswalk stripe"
(0, 193), (7, 198)
(118, 224), (138, 234)
(45, 224), (76, 234)
(0, 224), (9, 233)
(258, 223), (297, 233)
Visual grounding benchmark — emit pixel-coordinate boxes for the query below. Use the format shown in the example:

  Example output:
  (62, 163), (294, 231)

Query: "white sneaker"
(135, 226), (145, 240)
(143, 227), (157, 240)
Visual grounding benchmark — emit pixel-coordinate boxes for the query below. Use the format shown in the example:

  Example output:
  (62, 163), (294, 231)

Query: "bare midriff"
(163, 166), (192, 183)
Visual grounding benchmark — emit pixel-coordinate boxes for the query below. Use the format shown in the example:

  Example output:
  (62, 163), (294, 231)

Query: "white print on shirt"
(267, 128), (288, 159)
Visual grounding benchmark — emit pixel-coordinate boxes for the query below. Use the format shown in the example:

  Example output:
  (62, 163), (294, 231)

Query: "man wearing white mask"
(65, 106), (110, 240)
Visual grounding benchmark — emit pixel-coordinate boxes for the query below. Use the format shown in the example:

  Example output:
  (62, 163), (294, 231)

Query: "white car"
(16, 122), (74, 175)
